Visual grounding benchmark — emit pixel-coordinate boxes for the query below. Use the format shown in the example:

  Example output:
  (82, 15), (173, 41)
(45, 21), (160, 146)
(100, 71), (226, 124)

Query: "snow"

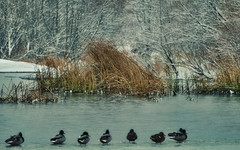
(0, 59), (44, 73)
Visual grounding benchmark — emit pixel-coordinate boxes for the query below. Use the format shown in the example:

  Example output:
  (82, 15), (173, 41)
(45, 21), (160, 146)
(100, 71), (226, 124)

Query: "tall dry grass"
(213, 53), (240, 92)
(86, 41), (165, 95)
(0, 81), (56, 103)
(37, 41), (165, 95)
(36, 56), (96, 92)
(191, 49), (240, 94)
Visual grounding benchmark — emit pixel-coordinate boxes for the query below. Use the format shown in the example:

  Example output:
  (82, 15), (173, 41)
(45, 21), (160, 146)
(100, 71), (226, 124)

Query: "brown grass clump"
(36, 56), (94, 92)
(36, 40), (165, 95)
(84, 41), (165, 95)
(36, 56), (66, 68)
(0, 81), (56, 103)
(191, 49), (240, 94)
(214, 53), (240, 92)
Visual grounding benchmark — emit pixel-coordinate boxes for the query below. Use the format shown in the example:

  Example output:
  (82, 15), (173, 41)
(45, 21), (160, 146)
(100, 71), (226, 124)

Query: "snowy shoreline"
(0, 59), (43, 73)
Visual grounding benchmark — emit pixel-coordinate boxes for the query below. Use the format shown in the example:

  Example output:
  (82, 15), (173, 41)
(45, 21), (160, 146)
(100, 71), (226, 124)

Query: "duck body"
(50, 130), (66, 144)
(127, 129), (137, 142)
(168, 128), (187, 142)
(5, 132), (24, 146)
(150, 132), (165, 144)
(78, 132), (90, 145)
(100, 129), (112, 144)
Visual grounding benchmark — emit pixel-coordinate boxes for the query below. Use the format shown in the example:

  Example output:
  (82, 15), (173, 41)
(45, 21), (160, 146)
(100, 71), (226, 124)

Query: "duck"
(127, 129), (138, 142)
(50, 130), (66, 144)
(168, 128), (187, 142)
(100, 129), (112, 144)
(78, 131), (90, 145)
(150, 132), (165, 144)
(5, 132), (24, 146)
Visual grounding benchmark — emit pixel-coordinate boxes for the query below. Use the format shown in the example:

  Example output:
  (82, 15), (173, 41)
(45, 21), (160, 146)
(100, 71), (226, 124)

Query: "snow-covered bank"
(0, 59), (43, 73)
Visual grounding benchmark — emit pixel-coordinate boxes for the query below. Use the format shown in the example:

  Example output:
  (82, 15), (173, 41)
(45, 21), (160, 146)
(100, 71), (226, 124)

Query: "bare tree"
(0, 0), (239, 84)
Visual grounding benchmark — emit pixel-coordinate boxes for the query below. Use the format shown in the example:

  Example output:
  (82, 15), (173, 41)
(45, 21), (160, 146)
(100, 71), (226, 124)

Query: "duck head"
(59, 130), (65, 135)
(159, 132), (165, 137)
(19, 132), (23, 137)
(83, 131), (90, 136)
(105, 129), (110, 134)
(130, 129), (134, 133)
(179, 128), (186, 134)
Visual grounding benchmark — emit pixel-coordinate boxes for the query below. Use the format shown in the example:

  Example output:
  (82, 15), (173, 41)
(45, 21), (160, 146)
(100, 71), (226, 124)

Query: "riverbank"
(0, 59), (44, 73)
(0, 42), (239, 104)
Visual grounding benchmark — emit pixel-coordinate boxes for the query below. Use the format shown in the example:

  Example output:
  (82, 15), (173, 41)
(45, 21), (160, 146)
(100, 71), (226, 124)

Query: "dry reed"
(36, 40), (165, 95)
(0, 81), (56, 103)
(214, 53), (240, 92)
(190, 50), (240, 94)
(85, 41), (165, 95)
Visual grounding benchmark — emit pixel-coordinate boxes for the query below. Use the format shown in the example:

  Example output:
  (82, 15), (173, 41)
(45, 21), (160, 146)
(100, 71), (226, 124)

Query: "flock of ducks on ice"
(5, 128), (187, 146)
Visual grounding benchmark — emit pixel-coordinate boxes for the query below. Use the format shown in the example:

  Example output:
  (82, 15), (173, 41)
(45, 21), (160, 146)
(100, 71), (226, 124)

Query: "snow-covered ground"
(0, 59), (213, 79)
(0, 59), (44, 91)
(0, 59), (43, 73)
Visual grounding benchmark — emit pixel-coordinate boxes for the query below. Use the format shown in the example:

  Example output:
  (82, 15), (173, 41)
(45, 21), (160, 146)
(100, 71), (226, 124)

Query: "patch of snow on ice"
(0, 59), (44, 73)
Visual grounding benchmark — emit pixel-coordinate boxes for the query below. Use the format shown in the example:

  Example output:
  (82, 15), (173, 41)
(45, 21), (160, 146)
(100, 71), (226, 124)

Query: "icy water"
(0, 94), (240, 150)
(0, 73), (35, 91)
(0, 73), (240, 149)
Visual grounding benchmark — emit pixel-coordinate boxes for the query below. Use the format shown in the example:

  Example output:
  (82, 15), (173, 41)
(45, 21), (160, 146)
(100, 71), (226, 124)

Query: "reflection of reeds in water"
(0, 80), (56, 103)
(37, 41), (165, 95)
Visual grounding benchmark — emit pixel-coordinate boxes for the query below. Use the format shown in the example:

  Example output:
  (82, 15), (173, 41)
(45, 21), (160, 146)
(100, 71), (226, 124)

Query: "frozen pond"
(0, 93), (240, 150)
(0, 73), (240, 149)
(0, 73), (35, 90)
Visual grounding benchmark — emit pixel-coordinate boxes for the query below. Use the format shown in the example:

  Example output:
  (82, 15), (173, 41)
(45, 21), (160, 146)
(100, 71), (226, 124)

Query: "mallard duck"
(78, 131), (90, 145)
(100, 129), (112, 144)
(150, 132), (165, 143)
(127, 129), (137, 142)
(50, 130), (66, 144)
(168, 128), (187, 142)
(5, 132), (24, 146)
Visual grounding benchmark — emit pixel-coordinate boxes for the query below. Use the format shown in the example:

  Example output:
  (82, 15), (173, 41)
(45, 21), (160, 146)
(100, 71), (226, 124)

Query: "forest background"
(0, 0), (239, 96)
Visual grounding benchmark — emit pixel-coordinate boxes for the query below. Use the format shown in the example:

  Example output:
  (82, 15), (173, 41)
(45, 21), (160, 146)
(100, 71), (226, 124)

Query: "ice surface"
(0, 59), (43, 73)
